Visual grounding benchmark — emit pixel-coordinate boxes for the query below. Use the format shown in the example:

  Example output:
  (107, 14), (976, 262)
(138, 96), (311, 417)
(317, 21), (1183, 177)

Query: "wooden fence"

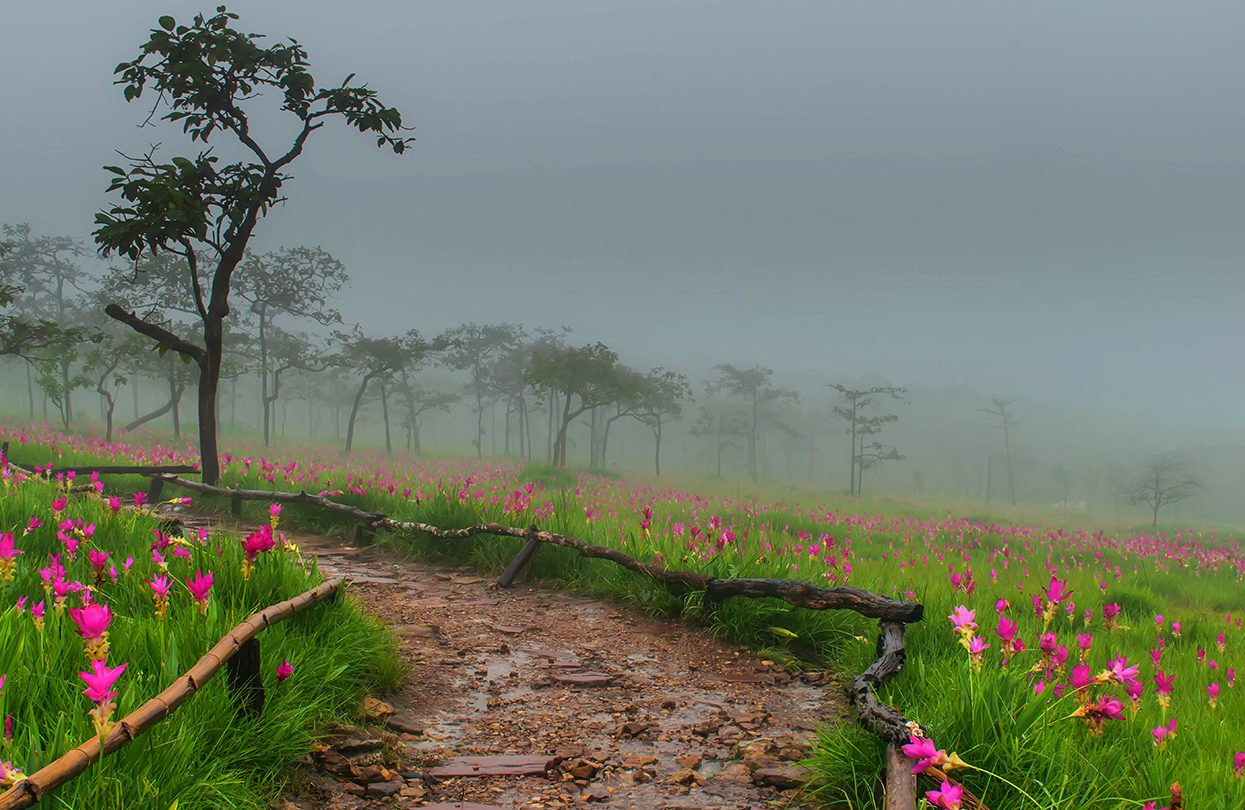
(0, 457), (927, 808)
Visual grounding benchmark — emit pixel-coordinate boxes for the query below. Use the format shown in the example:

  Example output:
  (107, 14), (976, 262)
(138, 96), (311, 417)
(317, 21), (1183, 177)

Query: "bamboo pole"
(0, 578), (343, 809)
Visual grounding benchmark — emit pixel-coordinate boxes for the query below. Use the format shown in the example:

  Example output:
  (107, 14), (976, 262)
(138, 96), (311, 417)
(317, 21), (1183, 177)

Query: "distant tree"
(0, 224), (95, 421)
(635, 368), (693, 477)
(1125, 452), (1204, 527)
(707, 364), (798, 482)
(596, 366), (648, 468)
(443, 323), (525, 458)
(394, 369), (459, 453)
(981, 398), (1019, 505)
(830, 384), (907, 495)
(236, 246), (347, 445)
(526, 342), (621, 468)
(1052, 464), (1073, 505)
(689, 403), (748, 478)
(334, 328), (441, 455)
(95, 7), (414, 484)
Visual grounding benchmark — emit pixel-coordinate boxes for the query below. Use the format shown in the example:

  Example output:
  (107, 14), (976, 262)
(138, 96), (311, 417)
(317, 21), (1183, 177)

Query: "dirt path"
(178, 513), (840, 809)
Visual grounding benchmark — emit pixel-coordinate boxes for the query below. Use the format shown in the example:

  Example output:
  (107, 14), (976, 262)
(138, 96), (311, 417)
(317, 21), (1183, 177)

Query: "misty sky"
(2, 1), (1243, 430)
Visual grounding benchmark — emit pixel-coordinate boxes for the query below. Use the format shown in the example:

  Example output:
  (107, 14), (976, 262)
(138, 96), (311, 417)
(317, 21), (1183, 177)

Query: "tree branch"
(104, 304), (205, 365)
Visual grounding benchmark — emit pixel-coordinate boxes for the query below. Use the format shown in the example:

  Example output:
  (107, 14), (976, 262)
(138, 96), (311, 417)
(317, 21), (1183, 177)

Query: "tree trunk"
(547, 389), (555, 463)
(25, 361), (35, 419)
(1152, 504), (1159, 527)
(554, 390), (574, 468)
(474, 363), (484, 458)
(653, 419), (663, 477)
(258, 304), (271, 445)
(344, 373), (372, 455)
(380, 380), (392, 457)
(131, 376), (140, 420)
(197, 317), (224, 486)
(1003, 428), (1016, 505)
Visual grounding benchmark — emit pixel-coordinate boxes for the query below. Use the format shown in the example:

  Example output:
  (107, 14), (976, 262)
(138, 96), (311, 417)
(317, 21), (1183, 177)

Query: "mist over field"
(3, 0), (1243, 524)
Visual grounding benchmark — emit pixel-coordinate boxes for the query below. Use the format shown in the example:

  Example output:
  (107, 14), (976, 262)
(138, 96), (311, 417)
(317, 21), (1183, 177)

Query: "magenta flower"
(1066, 664), (1095, 693)
(276, 659), (294, 684)
(1208, 682), (1220, 708)
(1152, 718), (1177, 749)
(901, 735), (947, 774)
(1235, 752), (1245, 777)
(925, 780), (964, 810)
(132, 492), (148, 508)
(0, 533), (22, 561)
(69, 602), (112, 641)
(1044, 575), (1072, 605)
(79, 659), (126, 704)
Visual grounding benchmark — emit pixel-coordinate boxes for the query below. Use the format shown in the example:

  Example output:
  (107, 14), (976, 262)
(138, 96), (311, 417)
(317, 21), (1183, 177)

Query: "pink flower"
(79, 659), (126, 704)
(69, 602), (112, 641)
(1044, 576), (1072, 605)
(925, 780), (964, 810)
(901, 735), (948, 774)
(107, 497), (121, 513)
(88, 549), (110, 570)
(186, 570), (213, 605)
(241, 526), (276, 562)
(0, 533), (22, 561)
(148, 575), (172, 598)
(276, 660), (294, 684)
(1235, 752), (1245, 777)
(50, 498), (67, 514)
(948, 606), (977, 635)
(132, 492), (148, 508)
(1208, 682), (1220, 707)
(1152, 718), (1177, 749)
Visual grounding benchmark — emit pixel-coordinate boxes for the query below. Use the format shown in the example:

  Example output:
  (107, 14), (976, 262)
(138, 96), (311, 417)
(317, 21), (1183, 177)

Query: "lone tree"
(1125, 452), (1204, 527)
(95, 7), (414, 484)
(830, 383), (907, 496)
(981, 398), (1019, 505)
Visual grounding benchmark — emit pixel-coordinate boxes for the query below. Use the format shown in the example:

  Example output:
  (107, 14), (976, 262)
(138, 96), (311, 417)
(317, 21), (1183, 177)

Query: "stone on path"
(427, 754), (557, 779)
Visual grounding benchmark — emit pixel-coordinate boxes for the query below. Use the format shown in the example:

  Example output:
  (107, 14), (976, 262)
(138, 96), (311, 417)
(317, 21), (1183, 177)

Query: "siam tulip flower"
(1208, 682), (1220, 709)
(1099, 656), (1140, 689)
(240, 526), (276, 580)
(1216, 632), (1226, 653)
(0, 759), (23, 790)
(968, 635), (989, 670)
(900, 735), (965, 774)
(50, 497), (67, 514)
(1155, 614), (1165, 632)
(948, 606), (977, 644)
(23, 516), (42, 534)
(132, 492), (148, 508)
(1153, 670), (1175, 713)
(994, 598), (1009, 614)
(1034, 680), (1047, 696)
(107, 496), (121, 514)
(276, 659), (293, 684)
(1229, 667), (1236, 688)
(996, 615), (1019, 660)
(1197, 648), (1206, 665)
(925, 781), (964, 810)
(1102, 602), (1121, 629)
(186, 570), (213, 615)
(1235, 752), (1245, 778)
(31, 601), (45, 631)
(0, 533), (21, 584)
(79, 659), (126, 737)
(1152, 718), (1177, 750)
(1171, 621), (1181, 638)
(1076, 633), (1093, 659)
(69, 602), (112, 660)
(1066, 664), (1095, 701)
(88, 549), (110, 585)
(148, 575), (172, 620)
(1072, 695), (1124, 735)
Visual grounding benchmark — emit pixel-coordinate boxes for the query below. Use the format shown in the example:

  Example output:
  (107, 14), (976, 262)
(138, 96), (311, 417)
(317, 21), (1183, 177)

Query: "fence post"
(497, 524), (541, 588)
(355, 523), (375, 546)
(230, 492), (243, 516)
(225, 637), (265, 718)
(147, 475), (165, 502)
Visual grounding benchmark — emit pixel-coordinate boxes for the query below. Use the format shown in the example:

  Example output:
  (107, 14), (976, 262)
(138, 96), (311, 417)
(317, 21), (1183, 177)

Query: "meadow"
(3, 424), (1243, 810)
(0, 431), (400, 808)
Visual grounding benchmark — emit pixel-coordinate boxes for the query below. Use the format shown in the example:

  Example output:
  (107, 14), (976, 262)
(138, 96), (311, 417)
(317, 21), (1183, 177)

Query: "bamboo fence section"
(0, 578), (343, 810)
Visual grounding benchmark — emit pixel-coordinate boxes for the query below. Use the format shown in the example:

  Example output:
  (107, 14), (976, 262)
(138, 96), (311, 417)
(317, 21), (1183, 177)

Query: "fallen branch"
(0, 577), (344, 810)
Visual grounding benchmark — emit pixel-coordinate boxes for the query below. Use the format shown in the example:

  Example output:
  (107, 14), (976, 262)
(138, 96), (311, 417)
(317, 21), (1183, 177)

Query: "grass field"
(4, 424), (1242, 809)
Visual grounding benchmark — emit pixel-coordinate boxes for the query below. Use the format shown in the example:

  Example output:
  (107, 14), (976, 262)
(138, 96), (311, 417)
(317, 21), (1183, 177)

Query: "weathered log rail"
(3, 458), (927, 808)
(0, 578), (343, 810)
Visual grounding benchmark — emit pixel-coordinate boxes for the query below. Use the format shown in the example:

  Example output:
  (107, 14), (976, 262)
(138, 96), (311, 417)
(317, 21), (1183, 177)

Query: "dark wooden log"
(225, 637), (265, 718)
(0, 578), (343, 810)
(705, 579), (923, 623)
(355, 523), (375, 546)
(230, 492), (243, 516)
(146, 475), (165, 502)
(497, 526), (541, 588)
(884, 742), (918, 810)
(155, 474), (387, 527)
(850, 621), (915, 745)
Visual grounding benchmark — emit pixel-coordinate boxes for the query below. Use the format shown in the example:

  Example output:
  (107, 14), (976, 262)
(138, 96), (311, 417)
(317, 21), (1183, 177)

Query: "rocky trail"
(177, 512), (842, 809)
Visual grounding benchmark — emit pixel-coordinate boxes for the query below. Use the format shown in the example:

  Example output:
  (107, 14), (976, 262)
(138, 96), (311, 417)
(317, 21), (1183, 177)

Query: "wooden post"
(147, 475), (165, 502)
(230, 492), (243, 516)
(884, 742), (918, 810)
(497, 525), (541, 588)
(355, 523), (375, 546)
(225, 637), (265, 718)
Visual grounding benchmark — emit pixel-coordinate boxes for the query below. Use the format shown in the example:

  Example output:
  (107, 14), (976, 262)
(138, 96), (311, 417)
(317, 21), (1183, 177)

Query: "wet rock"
(753, 765), (804, 789)
(427, 754), (557, 778)
(669, 768), (697, 785)
(712, 763), (753, 785)
(361, 697), (395, 721)
(563, 757), (603, 780)
(582, 785), (611, 802)
(364, 779), (404, 798)
(617, 720), (651, 738)
(386, 713), (425, 735)
(675, 753), (703, 770)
